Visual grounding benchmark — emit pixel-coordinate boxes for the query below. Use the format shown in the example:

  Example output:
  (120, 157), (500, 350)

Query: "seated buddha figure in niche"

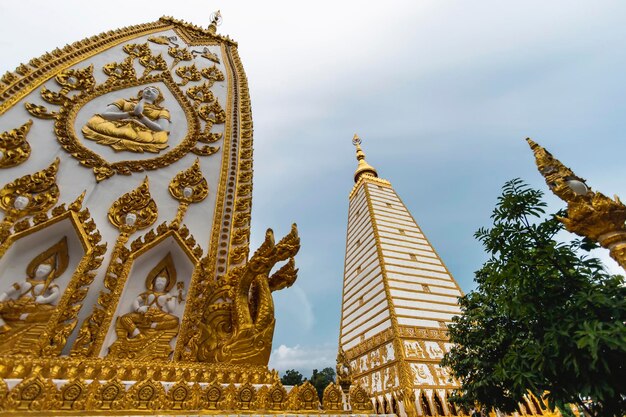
(108, 254), (183, 360)
(0, 238), (68, 354)
(82, 86), (171, 153)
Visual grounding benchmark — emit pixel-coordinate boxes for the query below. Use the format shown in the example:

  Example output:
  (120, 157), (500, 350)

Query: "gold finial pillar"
(208, 10), (222, 34)
(527, 138), (626, 270)
(352, 133), (378, 183)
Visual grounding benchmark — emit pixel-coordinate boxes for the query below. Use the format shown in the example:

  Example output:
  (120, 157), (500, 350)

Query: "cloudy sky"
(1, 1), (625, 377)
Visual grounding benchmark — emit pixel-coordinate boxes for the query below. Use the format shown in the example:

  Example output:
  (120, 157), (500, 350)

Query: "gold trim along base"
(0, 356), (379, 414)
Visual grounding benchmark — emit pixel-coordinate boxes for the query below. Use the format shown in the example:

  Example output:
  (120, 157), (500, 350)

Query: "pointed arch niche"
(97, 225), (199, 359)
(0, 198), (104, 356)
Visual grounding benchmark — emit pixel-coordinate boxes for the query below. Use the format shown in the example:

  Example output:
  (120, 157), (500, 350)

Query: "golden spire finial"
(352, 133), (378, 183)
(208, 10), (222, 34)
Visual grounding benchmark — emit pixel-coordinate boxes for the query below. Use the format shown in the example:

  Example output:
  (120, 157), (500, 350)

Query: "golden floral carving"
(290, 381), (320, 410)
(92, 379), (125, 410)
(0, 158), (59, 243)
(169, 158), (209, 227)
(123, 42), (151, 58)
(236, 382), (256, 409)
(167, 381), (200, 410)
(322, 382), (344, 411)
(350, 384), (374, 411)
(103, 56), (137, 82)
(266, 382), (288, 410)
(176, 64), (202, 86)
(202, 382), (223, 409)
(168, 46), (194, 68)
(0, 120), (32, 168)
(201, 64), (225, 85)
(4, 374), (57, 411)
(138, 53), (168, 78)
(528, 138), (626, 269)
(108, 177), (158, 233)
(123, 378), (166, 411)
(56, 379), (88, 410)
(194, 225), (300, 365)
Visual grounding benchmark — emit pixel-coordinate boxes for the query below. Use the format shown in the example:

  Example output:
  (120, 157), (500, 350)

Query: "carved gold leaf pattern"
(175, 64), (202, 86)
(0, 158), (60, 242)
(0, 120), (32, 168)
(108, 177), (158, 233)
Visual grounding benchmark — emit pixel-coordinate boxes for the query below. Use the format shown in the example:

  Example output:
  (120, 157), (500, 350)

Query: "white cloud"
(269, 344), (337, 378)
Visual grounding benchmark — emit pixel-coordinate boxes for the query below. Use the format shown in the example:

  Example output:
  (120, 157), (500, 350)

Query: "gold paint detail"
(0, 237), (69, 354)
(0, 158), (60, 243)
(0, 193), (105, 356)
(322, 382), (344, 411)
(349, 385), (374, 411)
(191, 225), (300, 365)
(0, 120), (32, 168)
(107, 253), (181, 361)
(107, 177), (158, 233)
(528, 138), (626, 270)
(169, 158), (209, 227)
(70, 179), (157, 357)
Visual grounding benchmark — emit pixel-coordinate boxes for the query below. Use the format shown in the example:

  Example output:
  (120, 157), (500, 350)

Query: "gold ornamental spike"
(108, 176), (158, 234)
(527, 138), (626, 270)
(0, 119), (33, 168)
(0, 158), (60, 241)
(352, 133), (378, 183)
(169, 158), (209, 227)
(208, 10), (222, 34)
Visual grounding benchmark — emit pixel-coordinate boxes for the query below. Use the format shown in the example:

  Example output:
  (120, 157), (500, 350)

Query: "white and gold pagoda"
(339, 136), (465, 417)
(0, 16), (375, 415)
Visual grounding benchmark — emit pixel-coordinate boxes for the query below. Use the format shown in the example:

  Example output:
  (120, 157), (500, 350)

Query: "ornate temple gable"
(0, 14), (384, 416)
(339, 136), (463, 417)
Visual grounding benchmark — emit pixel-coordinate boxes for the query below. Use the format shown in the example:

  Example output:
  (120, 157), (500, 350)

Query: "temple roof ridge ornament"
(352, 133), (378, 183)
(208, 10), (222, 35)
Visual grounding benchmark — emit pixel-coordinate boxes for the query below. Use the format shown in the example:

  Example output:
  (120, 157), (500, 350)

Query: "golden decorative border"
(0, 359), (376, 414)
(0, 195), (106, 356)
(174, 40), (256, 361)
(227, 45), (254, 269)
(173, 41), (234, 359)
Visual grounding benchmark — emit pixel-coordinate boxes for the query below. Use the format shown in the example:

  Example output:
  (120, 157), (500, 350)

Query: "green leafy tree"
(280, 369), (304, 386)
(310, 367), (335, 400)
(441, 179), (626, 417)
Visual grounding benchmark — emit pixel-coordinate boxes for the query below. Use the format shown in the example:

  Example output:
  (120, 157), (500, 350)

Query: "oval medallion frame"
(54, 71), (202, 182)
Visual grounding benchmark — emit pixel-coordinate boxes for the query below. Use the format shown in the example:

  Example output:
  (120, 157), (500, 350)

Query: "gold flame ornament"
(169, 158), (209, 227)
(527, 138), (626, 270)
(0, 120), (32, 168)
(0, 158), (60, 242)
(108, 176), (158, 235)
